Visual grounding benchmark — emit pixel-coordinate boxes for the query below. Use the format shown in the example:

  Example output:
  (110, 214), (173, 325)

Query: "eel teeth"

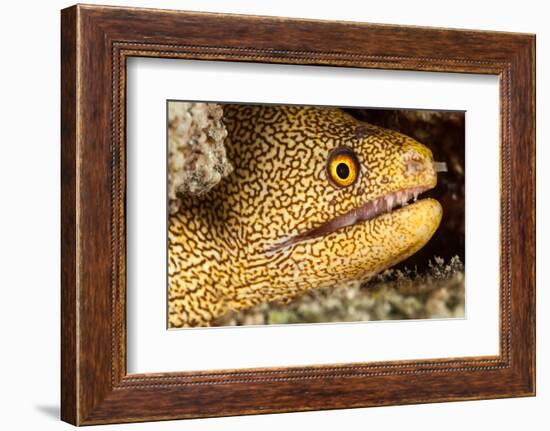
(386, 195), (394, 212)
(267, 185), (431, 252)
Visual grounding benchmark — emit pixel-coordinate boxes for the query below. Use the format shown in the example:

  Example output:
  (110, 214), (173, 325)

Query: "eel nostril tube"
(434, 161), (448, 172)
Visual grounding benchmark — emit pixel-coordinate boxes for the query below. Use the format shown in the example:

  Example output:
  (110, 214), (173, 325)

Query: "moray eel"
(168, 105), (442, 328)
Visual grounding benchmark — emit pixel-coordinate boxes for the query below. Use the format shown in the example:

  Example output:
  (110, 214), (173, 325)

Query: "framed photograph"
(61, 4), (535, 425)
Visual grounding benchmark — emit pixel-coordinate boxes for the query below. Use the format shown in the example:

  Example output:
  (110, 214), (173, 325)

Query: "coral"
(168, 102), (232, 214)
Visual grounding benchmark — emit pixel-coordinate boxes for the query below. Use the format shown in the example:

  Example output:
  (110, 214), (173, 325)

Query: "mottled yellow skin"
(168, 105), (442, 327)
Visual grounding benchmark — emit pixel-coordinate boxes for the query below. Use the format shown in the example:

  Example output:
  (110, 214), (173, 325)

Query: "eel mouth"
(267, 185), (433, 252)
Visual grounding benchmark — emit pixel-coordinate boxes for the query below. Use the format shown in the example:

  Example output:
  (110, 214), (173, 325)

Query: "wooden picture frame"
(61, 4), (535, 425)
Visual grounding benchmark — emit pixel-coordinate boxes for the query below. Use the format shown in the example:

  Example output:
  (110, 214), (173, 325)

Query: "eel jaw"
(267, 185), (433, 252)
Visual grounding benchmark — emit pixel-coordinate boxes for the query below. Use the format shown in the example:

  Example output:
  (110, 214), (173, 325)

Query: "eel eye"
(327, 147), (360, 188)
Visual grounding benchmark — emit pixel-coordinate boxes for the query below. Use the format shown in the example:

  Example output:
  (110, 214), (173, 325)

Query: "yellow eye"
(327, 147), (360, 187)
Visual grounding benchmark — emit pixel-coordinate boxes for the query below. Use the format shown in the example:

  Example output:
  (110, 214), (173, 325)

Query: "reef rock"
(168, 102), (232, 214)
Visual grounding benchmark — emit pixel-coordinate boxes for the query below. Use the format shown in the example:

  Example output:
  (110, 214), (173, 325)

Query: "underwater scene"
(167, 102), (465, 328)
